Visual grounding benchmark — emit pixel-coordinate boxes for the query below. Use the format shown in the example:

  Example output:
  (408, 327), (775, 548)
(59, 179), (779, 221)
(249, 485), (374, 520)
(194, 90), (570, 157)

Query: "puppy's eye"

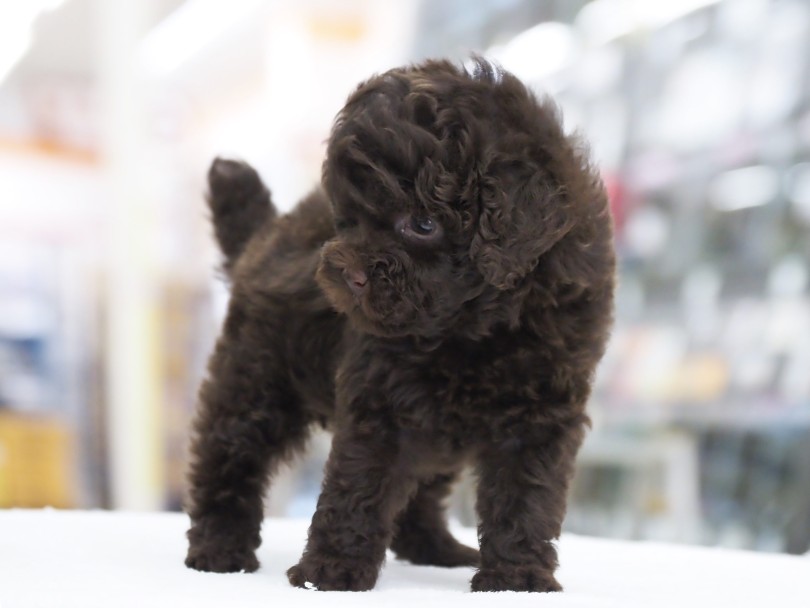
(335, 217), (357, 232)
(411, 217), (436, 235)
(397, 215), (443, 242)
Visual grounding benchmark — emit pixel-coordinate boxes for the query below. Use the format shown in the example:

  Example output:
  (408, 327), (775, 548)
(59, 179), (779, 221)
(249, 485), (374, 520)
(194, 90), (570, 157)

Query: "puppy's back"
(229, 187), (336, 299)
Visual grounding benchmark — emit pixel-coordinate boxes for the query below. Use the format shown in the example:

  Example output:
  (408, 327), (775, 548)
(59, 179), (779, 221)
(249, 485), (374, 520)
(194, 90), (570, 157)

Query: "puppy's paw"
(471, 566), (562, 593)
(392, 536), (480, 568)
(185, 543), (259, 573)
(412, 542), (480, 568)
(185, 519), (261, 573)
(449, 544), (481, 567)
(287, 556), (379, 592)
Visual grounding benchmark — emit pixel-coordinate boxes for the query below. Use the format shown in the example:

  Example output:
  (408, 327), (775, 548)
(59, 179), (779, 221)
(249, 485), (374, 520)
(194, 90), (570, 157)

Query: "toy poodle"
(184, 58), (615, 593)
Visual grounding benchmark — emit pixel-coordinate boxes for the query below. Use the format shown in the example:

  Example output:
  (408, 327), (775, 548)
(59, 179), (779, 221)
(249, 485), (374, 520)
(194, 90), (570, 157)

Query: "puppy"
(185, 58), (615, 593)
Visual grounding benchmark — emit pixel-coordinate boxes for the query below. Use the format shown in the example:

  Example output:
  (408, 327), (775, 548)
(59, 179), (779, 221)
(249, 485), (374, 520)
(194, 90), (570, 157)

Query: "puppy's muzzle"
(342, 267), (368, 297)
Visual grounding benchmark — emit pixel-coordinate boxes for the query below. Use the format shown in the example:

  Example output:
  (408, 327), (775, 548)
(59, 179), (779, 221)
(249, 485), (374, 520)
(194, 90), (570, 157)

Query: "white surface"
(1, 510), (808, 607)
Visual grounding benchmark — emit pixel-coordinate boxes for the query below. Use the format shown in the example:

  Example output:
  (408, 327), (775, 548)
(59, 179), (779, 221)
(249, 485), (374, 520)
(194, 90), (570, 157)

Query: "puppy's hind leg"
(390, 472), (480, 568)
(185, 330), (309, 573)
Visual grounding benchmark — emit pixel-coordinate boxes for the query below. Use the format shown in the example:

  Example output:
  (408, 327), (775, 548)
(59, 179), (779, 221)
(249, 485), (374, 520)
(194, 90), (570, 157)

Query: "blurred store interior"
(0, 0), (808, 555)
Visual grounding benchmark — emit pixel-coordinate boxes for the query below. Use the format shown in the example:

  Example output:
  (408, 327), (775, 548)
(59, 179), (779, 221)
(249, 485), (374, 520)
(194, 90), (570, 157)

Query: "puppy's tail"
(206, 157), (276, 275)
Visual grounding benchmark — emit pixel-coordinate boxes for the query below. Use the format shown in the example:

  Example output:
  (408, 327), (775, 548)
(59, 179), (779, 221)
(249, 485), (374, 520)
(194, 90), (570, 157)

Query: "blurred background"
(1, 0), (809, 555)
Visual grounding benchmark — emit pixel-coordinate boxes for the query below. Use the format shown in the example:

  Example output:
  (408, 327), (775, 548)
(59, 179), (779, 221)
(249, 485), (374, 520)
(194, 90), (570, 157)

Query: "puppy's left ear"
(469, 159), (576, 290)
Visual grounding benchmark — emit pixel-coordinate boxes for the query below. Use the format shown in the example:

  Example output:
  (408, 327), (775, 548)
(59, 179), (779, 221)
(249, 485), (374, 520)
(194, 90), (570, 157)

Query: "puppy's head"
(317, 58), (607, 339)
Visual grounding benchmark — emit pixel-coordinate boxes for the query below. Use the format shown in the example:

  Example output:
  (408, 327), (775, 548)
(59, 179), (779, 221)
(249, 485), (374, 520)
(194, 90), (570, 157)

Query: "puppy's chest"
(389, 346), (547, 442)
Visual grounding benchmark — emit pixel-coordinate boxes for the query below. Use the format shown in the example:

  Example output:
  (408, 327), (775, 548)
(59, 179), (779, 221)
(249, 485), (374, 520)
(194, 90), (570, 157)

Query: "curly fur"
(184, 58), (616, 593)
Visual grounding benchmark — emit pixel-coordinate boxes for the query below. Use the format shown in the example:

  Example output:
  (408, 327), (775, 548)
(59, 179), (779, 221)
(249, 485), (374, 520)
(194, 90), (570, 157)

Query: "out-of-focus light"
(0, 0), (65, 84)
(488, 22), (576, 83)
(786, 162), (810, 223)
(574, 46), (623, 95)
(655, 49), (743, 151)
(767, 254), (808, 298)
(140, 0), (264, 77)
(576, 0), (721, 45)
(708, 165), (779, 212)
(624, 206), (670, 257)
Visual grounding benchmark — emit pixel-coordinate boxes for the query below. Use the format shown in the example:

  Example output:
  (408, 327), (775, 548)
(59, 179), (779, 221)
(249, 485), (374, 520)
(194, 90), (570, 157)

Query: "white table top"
(1, 509), (807, 607)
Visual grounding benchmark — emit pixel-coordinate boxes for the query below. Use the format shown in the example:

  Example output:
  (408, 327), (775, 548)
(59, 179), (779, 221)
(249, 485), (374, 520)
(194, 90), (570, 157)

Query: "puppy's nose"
(343, 268), (368, 296)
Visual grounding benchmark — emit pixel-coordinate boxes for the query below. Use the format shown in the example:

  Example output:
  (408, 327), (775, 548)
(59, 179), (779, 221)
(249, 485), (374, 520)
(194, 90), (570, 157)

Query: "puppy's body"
(186, 60), (615, 592)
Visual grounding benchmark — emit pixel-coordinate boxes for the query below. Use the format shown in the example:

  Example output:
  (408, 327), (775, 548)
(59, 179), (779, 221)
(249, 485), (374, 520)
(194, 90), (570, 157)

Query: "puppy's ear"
(469, 160), (576, 290)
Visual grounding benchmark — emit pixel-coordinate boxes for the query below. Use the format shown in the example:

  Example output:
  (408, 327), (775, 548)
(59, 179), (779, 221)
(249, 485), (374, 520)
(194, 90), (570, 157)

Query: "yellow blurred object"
(307, 14), (367, 42)
(672, 354), (730, 403)
(0, 412), (76, 508)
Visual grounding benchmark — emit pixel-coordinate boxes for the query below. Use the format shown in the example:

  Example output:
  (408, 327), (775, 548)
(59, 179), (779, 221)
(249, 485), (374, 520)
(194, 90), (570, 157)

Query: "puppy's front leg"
(287, 423), (416, 591)
(472, 418), (586, 592)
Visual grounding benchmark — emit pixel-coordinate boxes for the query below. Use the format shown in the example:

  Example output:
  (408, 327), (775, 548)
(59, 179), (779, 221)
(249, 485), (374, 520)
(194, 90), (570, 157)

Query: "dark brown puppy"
(185, 58), (615, 593)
